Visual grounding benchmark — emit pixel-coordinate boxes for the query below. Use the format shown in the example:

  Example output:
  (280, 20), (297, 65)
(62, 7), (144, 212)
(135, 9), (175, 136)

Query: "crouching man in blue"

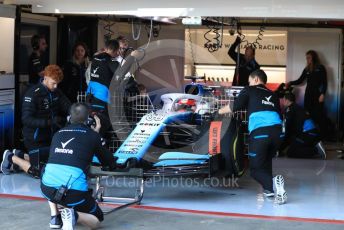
(41, 103), (116, 229)
(41, 102), (116, 229)
(219, 69), (287, 204)
(281, 92), (326, 159)
(2, 103), (116, 229)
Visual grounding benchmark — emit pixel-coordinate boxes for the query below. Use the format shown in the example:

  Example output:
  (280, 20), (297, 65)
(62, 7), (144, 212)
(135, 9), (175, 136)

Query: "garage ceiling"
(3, 0), (344, 20)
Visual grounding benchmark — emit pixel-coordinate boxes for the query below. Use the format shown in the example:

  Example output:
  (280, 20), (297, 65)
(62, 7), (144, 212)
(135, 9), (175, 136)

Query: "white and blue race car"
(103, 80), (247, 178)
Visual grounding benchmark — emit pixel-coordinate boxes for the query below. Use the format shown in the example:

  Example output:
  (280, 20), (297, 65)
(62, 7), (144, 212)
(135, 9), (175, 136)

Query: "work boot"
(315, 141), (326, 160)
(50, 214), (62, 229)
(1, 150), (13, 175)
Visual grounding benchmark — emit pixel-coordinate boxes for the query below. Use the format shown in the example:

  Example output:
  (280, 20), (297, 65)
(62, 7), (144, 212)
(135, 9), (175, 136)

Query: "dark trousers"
(248, 125), (282, 191)
(96, 111), (112, 137)
(304, 93), (327, 138)
(88, 97), (112, 137)
(287, 129), (320, 158)
(41, 183), (103, 221)
(24, 142), (50, 170)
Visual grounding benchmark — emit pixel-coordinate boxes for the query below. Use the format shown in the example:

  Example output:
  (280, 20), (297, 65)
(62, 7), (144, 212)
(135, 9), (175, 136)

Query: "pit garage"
(0, 1), (344, 230)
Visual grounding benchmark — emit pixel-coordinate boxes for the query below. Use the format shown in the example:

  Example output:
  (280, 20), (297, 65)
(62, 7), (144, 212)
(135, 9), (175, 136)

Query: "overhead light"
(139, 16), (176, 24)
(182, 17), (202, 25)
(136, 8), (190, 17)
(45, 7), (193, 17)
(160, 17), (174, 23)
(36, 4), (43, 8)
(86, 8), (190, 17)
(85, 10), (131, 15)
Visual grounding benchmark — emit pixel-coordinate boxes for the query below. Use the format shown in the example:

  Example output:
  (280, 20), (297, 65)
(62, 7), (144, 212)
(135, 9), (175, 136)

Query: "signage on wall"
(185, 29), (287, 66)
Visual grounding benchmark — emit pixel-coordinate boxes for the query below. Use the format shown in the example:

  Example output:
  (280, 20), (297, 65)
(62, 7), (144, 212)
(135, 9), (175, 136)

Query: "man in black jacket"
(86, 39), (121, 137)
(86, 40), (120, 109)
(28, 34), (48, 85)
(281, 92), (326, 159)
(1, 64), (71, 175)
(219, 69), (287, 204)
(86, 39), (141, 136)
(228, 36), (260, 86)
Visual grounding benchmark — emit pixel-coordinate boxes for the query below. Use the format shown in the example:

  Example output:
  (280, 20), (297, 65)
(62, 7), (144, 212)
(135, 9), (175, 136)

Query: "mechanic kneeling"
(40, 103), (116, 229)
(281, 92), (326, 159)
(1, 65), (71, 178)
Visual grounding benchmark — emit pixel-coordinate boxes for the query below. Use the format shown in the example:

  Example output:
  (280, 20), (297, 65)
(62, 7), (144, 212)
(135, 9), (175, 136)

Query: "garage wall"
(185, 27), (288, 87)
(0, 17), (15, 73)
(286, 28), (342, 125)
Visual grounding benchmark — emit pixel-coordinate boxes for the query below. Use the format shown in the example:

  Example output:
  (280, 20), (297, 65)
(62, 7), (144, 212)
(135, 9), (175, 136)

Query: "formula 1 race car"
(103, 79), (247, 178)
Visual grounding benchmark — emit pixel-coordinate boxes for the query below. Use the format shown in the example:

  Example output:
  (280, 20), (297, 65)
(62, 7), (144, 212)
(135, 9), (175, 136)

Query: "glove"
(275, 83), (286, 98)
(204, 111), (218, 121)
(211, 110), (219, 117)
(277, 83), (285, 91)
(235, 36), (241, 44)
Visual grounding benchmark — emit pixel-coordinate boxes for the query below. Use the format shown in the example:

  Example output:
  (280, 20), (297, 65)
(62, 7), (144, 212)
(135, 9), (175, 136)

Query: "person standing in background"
(28, 34), (48, 85)
(115, 35), (130, 65)
(286, 50), (328, 138)
(228, 36), (260, 86)
(60, 42), (90, 103)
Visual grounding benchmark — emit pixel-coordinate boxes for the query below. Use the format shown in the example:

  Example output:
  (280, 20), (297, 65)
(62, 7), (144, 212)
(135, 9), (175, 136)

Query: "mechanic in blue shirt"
(2, 103), (116, 229)
(281, 92), (326, 159)
(86, 39), (141, 136)
(86, 39), (121, 136)
(41, 102), (117, 229)
(219, 69), (287, 204)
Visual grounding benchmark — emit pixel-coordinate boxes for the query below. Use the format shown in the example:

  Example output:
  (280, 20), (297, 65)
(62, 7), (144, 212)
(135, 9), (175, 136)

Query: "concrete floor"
(0, 142), (343, 229)
(0, 197), (343, 230)
(2, 156), (343, 220)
